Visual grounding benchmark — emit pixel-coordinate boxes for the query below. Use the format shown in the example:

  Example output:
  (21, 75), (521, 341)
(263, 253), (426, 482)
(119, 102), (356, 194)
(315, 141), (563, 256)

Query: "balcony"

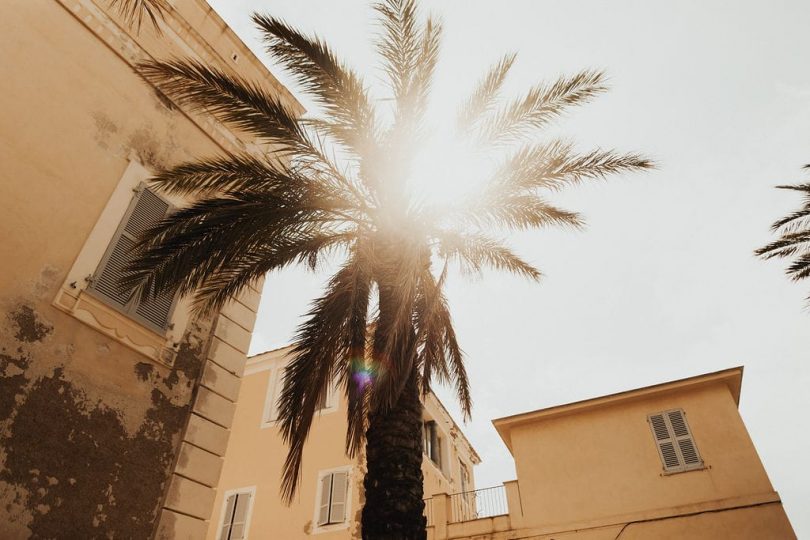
(424, 481), (523, 539)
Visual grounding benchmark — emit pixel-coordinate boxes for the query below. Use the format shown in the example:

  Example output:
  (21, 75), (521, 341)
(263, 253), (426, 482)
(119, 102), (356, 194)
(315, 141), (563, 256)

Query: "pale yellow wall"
(209, 347), (479, 539)
(508, 381), (774, 529)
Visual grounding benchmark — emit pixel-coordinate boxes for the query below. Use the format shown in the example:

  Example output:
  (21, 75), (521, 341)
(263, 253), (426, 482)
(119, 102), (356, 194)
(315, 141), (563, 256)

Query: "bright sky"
(208, 1), (810, 534)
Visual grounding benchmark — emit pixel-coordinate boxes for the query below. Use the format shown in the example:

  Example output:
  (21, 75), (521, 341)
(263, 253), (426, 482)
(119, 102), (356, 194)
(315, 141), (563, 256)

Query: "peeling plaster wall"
(0, 2), (276, 538)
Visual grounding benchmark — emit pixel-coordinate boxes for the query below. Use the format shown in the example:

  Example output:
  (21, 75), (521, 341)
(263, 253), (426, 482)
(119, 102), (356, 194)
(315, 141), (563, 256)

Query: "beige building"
(424, 367), (796, 540)
(208, 346), (480, 540)
(0, 1), (298, 538)
(0, 3), (798, 540)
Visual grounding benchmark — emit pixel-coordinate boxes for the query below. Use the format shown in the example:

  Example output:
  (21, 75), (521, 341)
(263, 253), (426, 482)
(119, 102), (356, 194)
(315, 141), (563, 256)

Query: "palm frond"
(149, 154), (291, 196)
(137, 59), (303, 145)
(375, 0), (441, 122)
(109, 0), (168, 32)
(253, 14), (378, 156)
(278, 253), (372, 502)
(452, 193), (583, 232)
(375, 0), (420, 103)
(757, 179), (810, 301)
(457, 53), (516, 132)
(121, 191), (356, 313)
(479, 70), (608, 145)
(493, 141), (654, 193)
(437, 231), (542, 281)
(414, 263), (471, 419)
(755, 231), (810, 261)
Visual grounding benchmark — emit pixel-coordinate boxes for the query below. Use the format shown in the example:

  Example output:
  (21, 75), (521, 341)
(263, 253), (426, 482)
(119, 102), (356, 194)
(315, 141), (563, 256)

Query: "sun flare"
(406, 125), (496, 209)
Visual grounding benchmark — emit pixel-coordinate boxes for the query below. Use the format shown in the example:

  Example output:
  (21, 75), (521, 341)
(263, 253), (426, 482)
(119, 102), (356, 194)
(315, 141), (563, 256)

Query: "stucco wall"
(508, 381), (776, 529)
(0, 1), (289, 537)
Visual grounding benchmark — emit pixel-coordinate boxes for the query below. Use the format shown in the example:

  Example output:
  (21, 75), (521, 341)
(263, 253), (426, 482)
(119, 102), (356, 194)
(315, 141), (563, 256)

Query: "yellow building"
(424, 367), (796, 539)
(208, 346), (480, 540)
(0, 2), (297, 538)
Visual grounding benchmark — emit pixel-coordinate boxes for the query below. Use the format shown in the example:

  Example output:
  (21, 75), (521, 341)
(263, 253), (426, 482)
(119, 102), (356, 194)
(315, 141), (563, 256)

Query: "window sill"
(310, 521), (350, 535)
(661, 463), (707, 476)
(53, 287), (175, 367)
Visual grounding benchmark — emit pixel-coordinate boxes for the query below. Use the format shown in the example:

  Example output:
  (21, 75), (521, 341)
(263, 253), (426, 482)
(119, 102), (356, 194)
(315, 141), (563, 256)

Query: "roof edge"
(493, 366), (744, 454)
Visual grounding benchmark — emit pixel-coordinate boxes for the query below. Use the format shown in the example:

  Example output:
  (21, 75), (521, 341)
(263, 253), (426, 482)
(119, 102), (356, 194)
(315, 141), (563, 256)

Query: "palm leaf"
(278, 253), (372, 502)
(457, 53), (516, 132)
(253, 14), (378, 156)
(109, 0), (168, 32)
(437, 231), (542, 281)
(479, 70), (608, 145)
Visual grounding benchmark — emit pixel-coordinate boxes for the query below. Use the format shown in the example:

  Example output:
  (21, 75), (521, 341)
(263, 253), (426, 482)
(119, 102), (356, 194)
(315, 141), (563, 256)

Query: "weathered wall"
(0, 1), (295, 537)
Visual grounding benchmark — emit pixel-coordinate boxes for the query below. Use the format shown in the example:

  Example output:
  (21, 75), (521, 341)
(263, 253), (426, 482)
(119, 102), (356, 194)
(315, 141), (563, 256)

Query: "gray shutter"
(318, 474), (332, 526)
(329, 471), (348, 523)
(92, 186), (175, 330)
(667, 409), (702, 468)
(648, 409), (702, 473)
(219, 493), (237, 540)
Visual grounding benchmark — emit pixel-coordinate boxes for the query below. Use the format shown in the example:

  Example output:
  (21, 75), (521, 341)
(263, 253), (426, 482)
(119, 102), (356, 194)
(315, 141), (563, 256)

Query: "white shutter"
(329, 471), (348, 523)
(229, 492), (252, 540)
(263, 370), (278, 424)
(218, 494), (237, 540)
(648, 409), (703, 473)
(318, 474), (332, 526)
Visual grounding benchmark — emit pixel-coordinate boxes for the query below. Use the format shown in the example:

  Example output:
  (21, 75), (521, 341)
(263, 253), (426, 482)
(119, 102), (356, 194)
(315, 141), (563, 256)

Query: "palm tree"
(123, 1), (652, 537)
(756, 167), (810, 298)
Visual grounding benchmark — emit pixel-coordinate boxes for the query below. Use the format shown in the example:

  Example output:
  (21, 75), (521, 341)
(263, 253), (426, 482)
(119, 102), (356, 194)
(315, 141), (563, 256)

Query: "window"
(459, 459), (470, 493)
(261, 368), (281, 426)
(316, 469), (350, 528)
(88, 184), (176, 333)
(261, 368), (337, 428)
(218, 488), (255, 540)
(648, 409), (703, 474)
(423, 420), (442, 469)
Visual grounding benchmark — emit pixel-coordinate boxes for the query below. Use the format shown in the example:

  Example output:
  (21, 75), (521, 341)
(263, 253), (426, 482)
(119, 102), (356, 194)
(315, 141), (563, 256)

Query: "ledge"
(53, 288), (174, 366)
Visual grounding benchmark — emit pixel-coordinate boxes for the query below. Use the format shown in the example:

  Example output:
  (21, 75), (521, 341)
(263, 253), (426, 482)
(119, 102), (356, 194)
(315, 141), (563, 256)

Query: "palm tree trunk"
(361, 365), (426, 539)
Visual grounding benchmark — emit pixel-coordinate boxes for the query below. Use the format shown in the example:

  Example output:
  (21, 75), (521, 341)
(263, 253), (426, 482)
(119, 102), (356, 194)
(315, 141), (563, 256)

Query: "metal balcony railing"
(448, 485), (508, 523)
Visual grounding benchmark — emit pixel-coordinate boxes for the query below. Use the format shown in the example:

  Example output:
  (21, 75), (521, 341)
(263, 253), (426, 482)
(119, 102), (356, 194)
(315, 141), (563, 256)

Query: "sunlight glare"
(406, 124), (495, 209)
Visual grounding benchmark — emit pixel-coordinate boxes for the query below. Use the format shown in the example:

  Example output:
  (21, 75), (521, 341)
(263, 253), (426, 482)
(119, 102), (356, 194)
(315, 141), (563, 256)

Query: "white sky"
(208, 1), (810, 534)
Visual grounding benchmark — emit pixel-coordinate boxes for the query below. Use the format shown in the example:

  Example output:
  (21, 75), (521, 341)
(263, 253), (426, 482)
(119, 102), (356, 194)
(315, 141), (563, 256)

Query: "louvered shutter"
(648, 409), (703, 473)
(219, 494), (237, 540)
(318, 474), (332, 526)
(229, 492), (252, 540)
(91, 186), (175, 331)
(329, 471), (348, 523)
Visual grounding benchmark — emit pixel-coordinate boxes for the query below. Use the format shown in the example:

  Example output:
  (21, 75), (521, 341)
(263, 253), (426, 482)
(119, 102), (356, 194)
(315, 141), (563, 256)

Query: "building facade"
(0, 1), (299, 538)
(425, 367), (796, 540)
(208, 346), (481, 540)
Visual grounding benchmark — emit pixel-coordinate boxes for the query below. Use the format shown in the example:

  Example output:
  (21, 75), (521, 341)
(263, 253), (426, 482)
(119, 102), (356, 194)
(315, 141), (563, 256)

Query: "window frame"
(261, 367), (339, 429)
(216, 486), (256, 540)
(85, 182), (179, 334)
(312, 466), (352, 534)
(423, 420), (444, 472)
(51, 159), (193, 366)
